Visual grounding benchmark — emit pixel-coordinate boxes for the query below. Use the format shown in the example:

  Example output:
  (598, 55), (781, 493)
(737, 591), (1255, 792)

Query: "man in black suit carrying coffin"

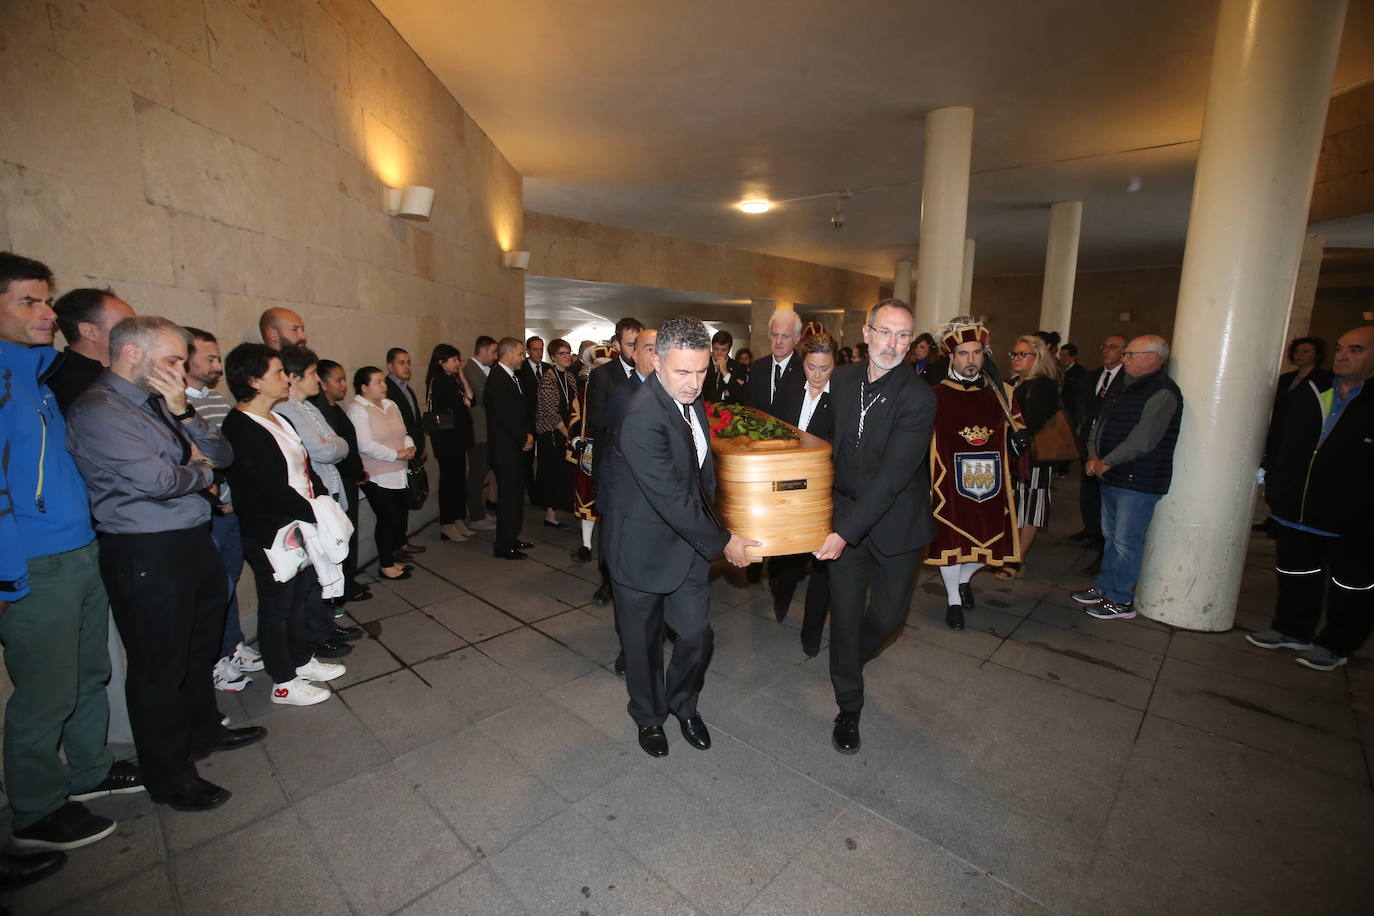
(485, 338), (535, 559)
(814, 299), (936, 754)
(604, 317), (758, 758)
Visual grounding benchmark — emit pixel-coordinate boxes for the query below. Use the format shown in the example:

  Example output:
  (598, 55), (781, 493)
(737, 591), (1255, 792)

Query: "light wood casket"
(710, 415), (833, 560)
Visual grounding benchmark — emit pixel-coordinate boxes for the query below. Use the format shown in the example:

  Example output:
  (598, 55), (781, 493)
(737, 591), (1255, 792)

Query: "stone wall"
(0, 0), (524, 375)
(1311, 80), (1374, 224)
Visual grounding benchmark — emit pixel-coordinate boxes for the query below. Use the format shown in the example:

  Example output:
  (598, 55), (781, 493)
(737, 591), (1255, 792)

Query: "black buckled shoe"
(151, 777), (230, 812)
(331, 625), (364, 643)
(946, 604), (965, 630)
(832, 711), (861, 754)
(637, 725), (669, 758)
(958, 582), (975, 610)
(315, 640), (353, 659)
(677, 714), (711, 750)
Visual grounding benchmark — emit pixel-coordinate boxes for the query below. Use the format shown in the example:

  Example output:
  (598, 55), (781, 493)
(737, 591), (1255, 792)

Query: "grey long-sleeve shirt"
(67, 370), (233, 534)
(1087, 378), (1180, 468)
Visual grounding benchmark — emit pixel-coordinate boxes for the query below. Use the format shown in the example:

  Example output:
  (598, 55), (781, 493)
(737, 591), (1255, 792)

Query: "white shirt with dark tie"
(681, 402), (707, 468)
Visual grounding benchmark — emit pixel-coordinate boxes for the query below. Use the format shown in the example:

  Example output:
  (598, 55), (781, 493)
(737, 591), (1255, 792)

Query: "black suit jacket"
(741, 353), (804, 415)
(515, 359), (545, 421)
(829, 362), (936, 556)
(1062, 363), (1087, 426)
(704, 358), (746, 404)
(1079, 365), (1126, 442)
(483, 365), (531, 468)
(604, 376), (729, 593)
(586, 358), (639, 499)
(221, 409), (326, 545)
(778, 385), (835, 443)
(385, 376), (425, 456)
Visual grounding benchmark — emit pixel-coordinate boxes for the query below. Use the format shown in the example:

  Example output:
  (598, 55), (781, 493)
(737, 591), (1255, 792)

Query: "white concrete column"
(960, 238), (976, 314)
(1136, 0), (1347, 631)
(892, 258), (913, 306)
(1038, 201), (1082, 340)
(913, 106), (974, 336)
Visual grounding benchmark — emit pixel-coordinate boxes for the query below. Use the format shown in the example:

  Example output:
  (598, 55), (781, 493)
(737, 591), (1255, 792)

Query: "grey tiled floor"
(6, 481), (1373, 914)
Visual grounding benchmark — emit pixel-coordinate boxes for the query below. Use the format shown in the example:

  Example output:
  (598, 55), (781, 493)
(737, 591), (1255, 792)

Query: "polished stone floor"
(4, 480), (1372, 915)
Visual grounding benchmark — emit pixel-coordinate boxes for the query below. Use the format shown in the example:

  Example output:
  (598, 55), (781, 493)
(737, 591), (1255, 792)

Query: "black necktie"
(682, 403), (698, 467)
(1098, 372), (1110, 397)
(773, 362), (782, 402)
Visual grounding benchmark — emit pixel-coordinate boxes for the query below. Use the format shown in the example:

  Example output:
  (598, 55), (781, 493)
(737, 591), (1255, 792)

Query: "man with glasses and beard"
(813, 299), (936, 754)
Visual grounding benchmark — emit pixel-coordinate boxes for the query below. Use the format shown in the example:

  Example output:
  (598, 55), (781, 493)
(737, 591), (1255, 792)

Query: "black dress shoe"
(331, 625), (364, 643)
(613, 652), (626, 678)
(832, 711), (861, 754)
(193, 726), (267, 760)
(801, 638), (820, 658)
(152, 777), (230, 812)
(379, 568), (412, 581)
(677, 714), (711, 750)
(514, 539), (534, 550)
(571, 546), (592, 563)
(399, 542), (427, 554)
(592, 582), (612, 606)
(959, 582), (975, 610)
(344, 587), (373, 602)
(544, 520), (569, 529)
(315, 640), (353, 658)
(637, 725), (669, 758)
(772, 593), (790, 623)
(946, 604), (965, 630)
(493, 548), (528, 560)
(0, 850), (66, 891)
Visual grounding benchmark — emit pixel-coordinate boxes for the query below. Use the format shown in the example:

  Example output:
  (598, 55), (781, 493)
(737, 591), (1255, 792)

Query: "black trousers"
(98, 526), (225, 796)
(433, 439), (468, 525)
(360, 482), (406, 568)
(341, 480), (361, 589)
(612, 562), (713, 726)
(465, 442), (488, 523)
(242, 534), (314, 684)
(1078, 469), (1102, 537)
(492, 456), (524, 552)
(1272, 525), (1374, 657)
(827, 541), (919, 712)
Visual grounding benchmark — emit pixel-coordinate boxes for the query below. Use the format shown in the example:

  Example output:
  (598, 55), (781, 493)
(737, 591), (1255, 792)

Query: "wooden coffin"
(711, 415), (833, 560)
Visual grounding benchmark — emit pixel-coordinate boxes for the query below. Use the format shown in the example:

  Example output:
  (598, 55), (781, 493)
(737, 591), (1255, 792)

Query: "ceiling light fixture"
(738, 199), (772, 214)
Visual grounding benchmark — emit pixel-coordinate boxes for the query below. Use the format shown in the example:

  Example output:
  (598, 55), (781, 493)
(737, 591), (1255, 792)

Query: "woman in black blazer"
(222, 344), (342, 708)
(424, 343), (476, 543)
(772, 333), (838, 656)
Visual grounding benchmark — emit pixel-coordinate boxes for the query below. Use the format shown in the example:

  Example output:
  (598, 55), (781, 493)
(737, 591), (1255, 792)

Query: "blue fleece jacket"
(0, 341), (95, 601)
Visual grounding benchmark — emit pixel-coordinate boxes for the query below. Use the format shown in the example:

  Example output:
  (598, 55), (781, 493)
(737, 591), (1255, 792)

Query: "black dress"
(427, 373), (474, 525)
(533, 366), (575, 512)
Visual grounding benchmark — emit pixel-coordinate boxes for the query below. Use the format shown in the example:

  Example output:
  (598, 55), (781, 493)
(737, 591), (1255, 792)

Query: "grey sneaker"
(1071, 587), (1105, 606)
(1244, 630), (1313, 651)
(1295, 646), (1347, 671)
(1086, 599), (1136, 620)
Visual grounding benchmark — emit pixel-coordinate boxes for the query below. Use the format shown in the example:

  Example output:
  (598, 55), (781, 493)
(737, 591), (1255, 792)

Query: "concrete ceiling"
(375, 1), (1374, 280)
(524, 275), (752, 332)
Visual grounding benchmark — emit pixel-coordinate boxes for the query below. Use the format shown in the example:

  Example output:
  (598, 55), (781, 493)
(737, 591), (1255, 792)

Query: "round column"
(892, 258), (913, 306)
(1038, 201), (1082, 340)
(913, 106), (974, 335)
(1136, 0), (1347, 631)
(960, 238), (976, 313)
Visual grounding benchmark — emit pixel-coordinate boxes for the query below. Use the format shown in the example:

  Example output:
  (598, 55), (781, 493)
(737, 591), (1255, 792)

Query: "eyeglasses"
(1008, 351), (1034, 359)
(867, 325), (912, 344)
(1121, 350), (1155, 359)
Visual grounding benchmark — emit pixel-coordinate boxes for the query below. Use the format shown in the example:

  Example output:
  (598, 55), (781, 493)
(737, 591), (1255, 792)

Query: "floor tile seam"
(997, 630), (1165, 682)
(1157, 655), (1367, 731)
(845, 798), (1068, 915)
(379, 860), (498, 916)
(1141, 710), (1374, 789)
(1160, 639), (1372, 700)
(402, 549), (551, 633)
(980, 659), (1151, 712)
(334, 677), (476, 754)
(34, 860), (183, 916)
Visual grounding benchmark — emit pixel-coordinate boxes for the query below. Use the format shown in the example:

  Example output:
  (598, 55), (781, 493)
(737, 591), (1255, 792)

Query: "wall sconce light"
(502, 250), (531, 270)
(383, 186), (435, 220)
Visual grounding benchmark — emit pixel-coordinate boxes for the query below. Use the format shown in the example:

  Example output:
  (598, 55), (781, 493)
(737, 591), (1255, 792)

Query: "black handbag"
(989, 376), (1033, 458)
(403, 458), (429, 510)
(422, 378), (455, 433)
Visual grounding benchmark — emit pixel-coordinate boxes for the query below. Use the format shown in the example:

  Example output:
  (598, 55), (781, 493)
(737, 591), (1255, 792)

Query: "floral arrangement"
(705, 403), (799, 440)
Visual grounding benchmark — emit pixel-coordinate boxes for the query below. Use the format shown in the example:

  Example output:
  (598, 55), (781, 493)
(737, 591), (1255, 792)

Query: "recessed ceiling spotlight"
(738, 199), (772, 214)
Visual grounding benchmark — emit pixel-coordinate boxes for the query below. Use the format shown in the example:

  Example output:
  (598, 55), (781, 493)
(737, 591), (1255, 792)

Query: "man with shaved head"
(47, 287), (136, 413)
(1071, 334), (1183, 621)
(258, 307), (307, 350)
(1248, 326), (1374, 671)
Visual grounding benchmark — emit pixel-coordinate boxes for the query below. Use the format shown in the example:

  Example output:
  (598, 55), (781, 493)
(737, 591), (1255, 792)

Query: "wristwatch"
(171, 404), (197, 421)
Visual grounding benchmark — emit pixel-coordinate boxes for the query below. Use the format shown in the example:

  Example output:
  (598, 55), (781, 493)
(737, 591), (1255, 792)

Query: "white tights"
(938, 563), (983, 604)
(581, 519), (595, 549)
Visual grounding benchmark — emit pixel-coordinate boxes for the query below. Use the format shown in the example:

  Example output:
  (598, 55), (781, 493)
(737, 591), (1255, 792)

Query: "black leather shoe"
(315, 640), (353, 658)
(772, 594), (790, 623)
(832, 711), (861, 754)
(677, 714), (711, 750)
(801, 638), (820, 658)
(331, 625), (364, 643)
(946, 604), (965, 630)
(193, 726), (267, 760)
(0, 850), (66, 891)
(399, 542), (426, 554)
(637, 725), (669, 758)
(379, 568), (412, 582)
(514, 539), (534, 550)
(152, 777), (230, 812)
(959, 582), (975, 610)
(344, 587), (373, 602)
(613, 652), (626, 678)
(592, 582), (612, 606)
(571, 546), (592, 563)
(544, 520), (569, 529)
(493, 548), (528, 560)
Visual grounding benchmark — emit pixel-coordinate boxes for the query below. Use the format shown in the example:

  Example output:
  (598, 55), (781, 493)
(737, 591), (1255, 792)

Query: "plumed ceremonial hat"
(940, 321), (990, 353)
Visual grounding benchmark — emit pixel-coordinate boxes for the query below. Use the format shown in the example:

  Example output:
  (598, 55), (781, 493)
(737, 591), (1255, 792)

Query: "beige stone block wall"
(523, 211), (882, 353)
(1311, 81), (1374, 224)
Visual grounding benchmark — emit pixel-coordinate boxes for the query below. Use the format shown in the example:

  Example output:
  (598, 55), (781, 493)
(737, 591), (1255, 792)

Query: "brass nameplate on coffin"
(772, 479), (808, 492)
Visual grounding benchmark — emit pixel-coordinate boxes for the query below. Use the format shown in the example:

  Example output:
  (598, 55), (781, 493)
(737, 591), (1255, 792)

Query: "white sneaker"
(270, 677), (331, 706)
(296, 657), (346, 682)
(212, 657), (251, 693)
(230, 641), (265, 672)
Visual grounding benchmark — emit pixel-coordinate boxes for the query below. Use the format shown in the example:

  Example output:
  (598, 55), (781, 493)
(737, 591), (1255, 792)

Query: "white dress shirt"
(797, 381), (830, 432)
